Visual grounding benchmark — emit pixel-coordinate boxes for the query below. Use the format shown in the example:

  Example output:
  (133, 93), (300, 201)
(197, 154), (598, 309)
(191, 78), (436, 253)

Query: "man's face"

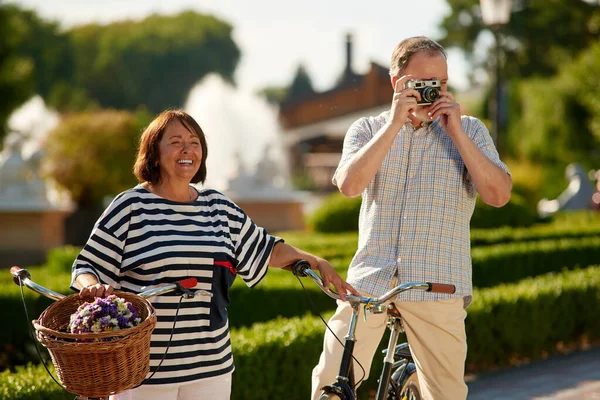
(399, 51), (448, 123)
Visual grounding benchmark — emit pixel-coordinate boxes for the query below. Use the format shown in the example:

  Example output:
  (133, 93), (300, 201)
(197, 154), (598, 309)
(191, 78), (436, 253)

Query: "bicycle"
(10, 265), (213, 400)
(291, 260), (456, 400)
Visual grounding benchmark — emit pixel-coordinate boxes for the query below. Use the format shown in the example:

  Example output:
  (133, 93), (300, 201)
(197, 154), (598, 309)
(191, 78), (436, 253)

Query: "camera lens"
(422, 87), (440, 103)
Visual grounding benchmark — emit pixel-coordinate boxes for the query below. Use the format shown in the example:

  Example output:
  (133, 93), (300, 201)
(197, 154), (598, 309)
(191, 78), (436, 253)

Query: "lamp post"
(480, 0), (512, 155)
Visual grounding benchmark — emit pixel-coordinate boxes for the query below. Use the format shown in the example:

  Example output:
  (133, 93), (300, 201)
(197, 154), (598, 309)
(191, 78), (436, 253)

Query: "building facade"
(278, 35), (393, 192)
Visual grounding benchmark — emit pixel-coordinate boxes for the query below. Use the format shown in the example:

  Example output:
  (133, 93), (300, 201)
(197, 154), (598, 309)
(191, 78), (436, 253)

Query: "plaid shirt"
(333, 111), (509, 305)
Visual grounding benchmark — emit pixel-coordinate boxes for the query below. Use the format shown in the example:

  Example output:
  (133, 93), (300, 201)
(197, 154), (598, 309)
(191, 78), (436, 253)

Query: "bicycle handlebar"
(291, 260), (455, 305)
(11, 266), (66, 301)
(10, 266), (213, 300)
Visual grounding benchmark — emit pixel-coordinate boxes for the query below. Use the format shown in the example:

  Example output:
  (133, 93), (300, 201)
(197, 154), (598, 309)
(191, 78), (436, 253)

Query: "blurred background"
(2, 0), (600, 399)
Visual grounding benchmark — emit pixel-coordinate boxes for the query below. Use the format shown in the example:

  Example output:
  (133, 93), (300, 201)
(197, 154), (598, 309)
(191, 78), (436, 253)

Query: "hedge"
(0, 364), (71, 400)
(470, 192), (538, 229)
(466, 266), (600, 370)
(4, 266), (600, 400)
(0, 269), (72, 370)
(470, 224), (600, 247)
(471, 236), (600, 287)
(308, 192), (362, 233)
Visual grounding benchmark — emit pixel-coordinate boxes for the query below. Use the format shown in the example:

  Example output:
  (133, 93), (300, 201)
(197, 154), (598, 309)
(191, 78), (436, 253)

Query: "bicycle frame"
(291, 260), (455, 400)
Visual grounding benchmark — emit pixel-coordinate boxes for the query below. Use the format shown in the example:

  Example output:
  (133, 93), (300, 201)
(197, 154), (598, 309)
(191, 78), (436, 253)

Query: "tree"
(440, 0), (600, 80)
(0, 4), (69, 144)
(64, 11), (241, 114)
(507, 39), (600, 167)
(257, 86), (289, 105)
(43, 109), (151, 208)
(287, 64), (315, 99)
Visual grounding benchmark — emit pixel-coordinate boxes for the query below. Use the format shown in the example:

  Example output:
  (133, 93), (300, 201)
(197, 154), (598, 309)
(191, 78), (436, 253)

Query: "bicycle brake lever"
(10, 266), (31, 286)
(174, 281), (197, 299)
(291, 260), (311, 277)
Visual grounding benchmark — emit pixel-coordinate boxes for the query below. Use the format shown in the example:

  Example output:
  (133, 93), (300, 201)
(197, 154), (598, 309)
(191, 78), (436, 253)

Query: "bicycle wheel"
(387, 362), (420, 400)
(319, 394), (343, 400)
(397, 371), (420, 400)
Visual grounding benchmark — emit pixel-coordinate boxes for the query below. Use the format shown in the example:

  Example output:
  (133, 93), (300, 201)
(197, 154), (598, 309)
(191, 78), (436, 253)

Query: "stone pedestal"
(0, 210), (71, 268)
(233, 199), (305, 233)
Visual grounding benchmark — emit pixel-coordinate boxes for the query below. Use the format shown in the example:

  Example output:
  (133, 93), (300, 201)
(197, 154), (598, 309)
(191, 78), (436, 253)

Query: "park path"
(467, 346), (600, 399)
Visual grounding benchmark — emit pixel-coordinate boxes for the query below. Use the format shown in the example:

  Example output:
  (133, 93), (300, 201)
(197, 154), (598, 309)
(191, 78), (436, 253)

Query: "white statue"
(0, 131), (49, 208)
(537, 163), (595, 218)
(255, 144), (280, 188)
(224, 150), (257, 193)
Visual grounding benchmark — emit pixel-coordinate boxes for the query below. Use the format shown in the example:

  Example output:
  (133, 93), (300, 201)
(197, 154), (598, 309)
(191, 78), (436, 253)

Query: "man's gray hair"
(389, 36), (447, 77)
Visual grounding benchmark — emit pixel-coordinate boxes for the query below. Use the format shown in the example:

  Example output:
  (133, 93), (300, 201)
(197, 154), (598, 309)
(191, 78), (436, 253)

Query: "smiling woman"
(69, 108), (358, 400)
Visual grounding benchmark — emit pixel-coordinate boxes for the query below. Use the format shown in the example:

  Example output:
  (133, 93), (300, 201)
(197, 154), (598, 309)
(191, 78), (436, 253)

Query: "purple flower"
(68, 295), (141, 335)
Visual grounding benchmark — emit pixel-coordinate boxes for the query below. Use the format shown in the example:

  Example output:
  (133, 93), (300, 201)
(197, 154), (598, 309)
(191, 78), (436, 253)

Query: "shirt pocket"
(208, 256), (237, 329)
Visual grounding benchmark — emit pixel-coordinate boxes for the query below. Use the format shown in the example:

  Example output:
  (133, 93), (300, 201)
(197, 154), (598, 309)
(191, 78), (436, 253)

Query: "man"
(311, 36), (512, 400)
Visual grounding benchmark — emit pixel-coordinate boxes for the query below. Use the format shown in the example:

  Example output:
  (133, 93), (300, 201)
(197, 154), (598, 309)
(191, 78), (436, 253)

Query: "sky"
(8, 0), (475, 93)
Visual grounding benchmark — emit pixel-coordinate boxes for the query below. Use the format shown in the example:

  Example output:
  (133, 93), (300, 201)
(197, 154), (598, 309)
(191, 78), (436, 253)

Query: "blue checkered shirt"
(333, 111), (509, 305)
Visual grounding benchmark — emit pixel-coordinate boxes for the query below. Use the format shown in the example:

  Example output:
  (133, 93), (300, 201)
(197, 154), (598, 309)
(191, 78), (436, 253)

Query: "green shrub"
(45, 246), (81, 275)
(470, 223), (600, 247)
(43, 109), (149, 207)
(0, 267), (72, 370)
(549, 209), (600, 226)
(472, 236), (600, 288)
(467, 266), (600, 371)
(0, 363), (72, 400)
(470, 192), (538, 229)
(309, 192), (362, 233)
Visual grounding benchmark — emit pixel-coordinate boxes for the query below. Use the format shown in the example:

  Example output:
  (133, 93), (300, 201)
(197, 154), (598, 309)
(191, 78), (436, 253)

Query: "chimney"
(345, 32), (353, 76)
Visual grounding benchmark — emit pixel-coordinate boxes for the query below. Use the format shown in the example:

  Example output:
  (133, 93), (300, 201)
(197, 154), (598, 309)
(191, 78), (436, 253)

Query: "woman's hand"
(312, 258), (359, 301)
(79, 283), (115, 300)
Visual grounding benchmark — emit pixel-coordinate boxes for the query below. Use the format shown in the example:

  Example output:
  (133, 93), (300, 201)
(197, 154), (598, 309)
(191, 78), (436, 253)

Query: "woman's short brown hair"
(389, 36), (447, 77)
(133, 109), (208, 184)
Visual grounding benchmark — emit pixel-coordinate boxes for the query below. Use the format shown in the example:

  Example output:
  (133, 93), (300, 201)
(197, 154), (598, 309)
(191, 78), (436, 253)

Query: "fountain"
(0, 96), (73, 267)
(184, 74), (306, 232)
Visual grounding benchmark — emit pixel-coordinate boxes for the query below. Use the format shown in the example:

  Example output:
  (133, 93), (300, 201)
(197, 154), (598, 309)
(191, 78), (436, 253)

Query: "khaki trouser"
(311, 297), (468, 400)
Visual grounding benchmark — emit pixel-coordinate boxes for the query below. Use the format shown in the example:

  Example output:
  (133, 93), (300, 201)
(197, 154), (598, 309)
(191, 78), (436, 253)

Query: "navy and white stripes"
(71, 185), (281, 385)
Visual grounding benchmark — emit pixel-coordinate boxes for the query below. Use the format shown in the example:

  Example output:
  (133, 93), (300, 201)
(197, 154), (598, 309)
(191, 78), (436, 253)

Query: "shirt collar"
(403, 117), (438, 133)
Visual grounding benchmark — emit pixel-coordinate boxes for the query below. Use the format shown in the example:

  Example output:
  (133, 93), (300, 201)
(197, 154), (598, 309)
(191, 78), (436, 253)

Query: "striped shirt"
(70, 185), (281, 385)
(334, 112), (509, 305)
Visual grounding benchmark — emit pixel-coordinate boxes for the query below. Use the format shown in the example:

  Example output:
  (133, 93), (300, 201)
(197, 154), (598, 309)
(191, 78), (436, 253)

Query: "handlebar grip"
(291, 260), (311, 277)
(427, 283), (456, 294)
(11, 265), (31, 284)
(178, 277), (197, 289)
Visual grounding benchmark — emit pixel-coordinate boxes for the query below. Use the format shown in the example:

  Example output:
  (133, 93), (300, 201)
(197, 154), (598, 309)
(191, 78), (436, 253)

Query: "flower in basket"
(68, 294), (142, 334)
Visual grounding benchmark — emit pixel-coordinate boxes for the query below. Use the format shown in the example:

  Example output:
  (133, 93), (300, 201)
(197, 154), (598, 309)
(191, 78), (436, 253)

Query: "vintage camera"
(405, 79), (441, 105)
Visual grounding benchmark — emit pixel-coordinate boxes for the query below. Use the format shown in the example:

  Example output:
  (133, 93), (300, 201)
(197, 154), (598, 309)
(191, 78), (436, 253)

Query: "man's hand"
(390, 75), (421, 127)
(428, 91), (463, 136)
(313, 258), (359, 301)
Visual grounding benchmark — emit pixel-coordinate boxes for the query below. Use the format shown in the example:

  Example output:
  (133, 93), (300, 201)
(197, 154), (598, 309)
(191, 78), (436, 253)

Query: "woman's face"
(157, 120), (203, 183)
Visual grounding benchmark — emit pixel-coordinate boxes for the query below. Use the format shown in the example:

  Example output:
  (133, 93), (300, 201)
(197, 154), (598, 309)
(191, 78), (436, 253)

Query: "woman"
(71, 109), (357, 400)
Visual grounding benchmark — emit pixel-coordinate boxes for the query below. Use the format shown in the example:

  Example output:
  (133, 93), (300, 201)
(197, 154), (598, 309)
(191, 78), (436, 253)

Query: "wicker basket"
(33, 291), (157, 398)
